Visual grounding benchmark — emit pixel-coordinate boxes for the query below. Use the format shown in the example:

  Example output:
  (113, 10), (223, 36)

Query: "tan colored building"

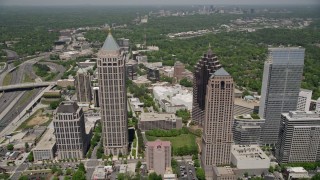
(75, 68), (92, 103)
(138, 112), (182, 131)
(201, 68), (234, 175)
(212, 166), (236, 180)
(53, 101), (87, 159)
(173, 61), (185, 81)
(97, 32), (128, 155)
(146, 140), (171, 176)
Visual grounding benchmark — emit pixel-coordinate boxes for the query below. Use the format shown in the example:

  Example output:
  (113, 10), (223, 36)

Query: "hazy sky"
(2, 0), (319, 6)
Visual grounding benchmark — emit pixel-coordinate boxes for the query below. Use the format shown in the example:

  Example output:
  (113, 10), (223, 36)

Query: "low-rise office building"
(233, 114), (265, 145)
(212, 166), (236, 180)
(159, 99), (186, 113)
(138, 113), (182, 131)
(231, 145), (270, 175)
(33, 129), (57, 162)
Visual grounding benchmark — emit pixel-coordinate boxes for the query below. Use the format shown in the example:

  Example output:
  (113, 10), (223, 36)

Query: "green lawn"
(3, 73), (12, 86)
(146, 133), (196, 149)
(23, 73), (35, 83)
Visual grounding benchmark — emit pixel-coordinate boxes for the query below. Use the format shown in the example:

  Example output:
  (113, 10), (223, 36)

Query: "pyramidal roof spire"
(212, 67), (230, 77)
(101, 30), (120, 52)
(207, 43), (213, 55)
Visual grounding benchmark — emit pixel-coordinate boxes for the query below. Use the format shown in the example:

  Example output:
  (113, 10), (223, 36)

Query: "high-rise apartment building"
(97, 32), (128, 155)
(75, 68), (92, 103)
(146, 140), (171, 175)
(276, 111), (320, 163)
(259, 47), (305, 145)
(53, 101), (87, 159)
(296, 89), (312, 112)
(201, 68), (234, 172)
(192, 47), (221, 126)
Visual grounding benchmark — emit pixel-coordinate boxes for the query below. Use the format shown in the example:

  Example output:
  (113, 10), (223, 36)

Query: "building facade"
(201, 68), (234, 171)
(93, 87), (100, 107)
(259, 47), (305, 145)
(126, 60), (138, 80)
(276, 111), (320, 163)
(33, 129), (56, 161)
(192, 47), (221, 126)
(147, 67), (160, 82)
(53, 101), (87, 159)
(297, 89), (312, 112)
(97, 32), (128, 155)
(173, 61), (185, 81)
(75, 68), (92, 103)
(146, 140), (171, 176)
(138, 112), (182, 131)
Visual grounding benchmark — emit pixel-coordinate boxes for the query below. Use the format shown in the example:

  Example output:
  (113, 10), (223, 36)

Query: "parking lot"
(178, 161), (197, 180)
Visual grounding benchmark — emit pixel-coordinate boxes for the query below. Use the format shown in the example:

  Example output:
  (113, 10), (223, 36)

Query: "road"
(3, 49), (19, 60)
(39, 61), (66, 80)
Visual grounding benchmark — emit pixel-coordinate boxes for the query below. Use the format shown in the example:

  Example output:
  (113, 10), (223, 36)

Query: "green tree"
(196, 168), (205, 180)
(136, 161), (142, 170)
(66, 168), (73, 175)
(179, 78), (193, 87)
(27, 151), (34, 162)
(24, 142), (29, 152)
(269, 166), (274, 173)
(7, 144), (14, 151)
(176, 109), (191, 123)
(78, 162), (86, 173)
(312, 173), (320, 180)
(72, 170), (86, 180)
(18, 175), (28, 180)
(148, 172), (162, 180)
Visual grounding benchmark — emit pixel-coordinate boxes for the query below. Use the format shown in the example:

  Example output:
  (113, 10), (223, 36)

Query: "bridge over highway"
(0, 81), (56, 91)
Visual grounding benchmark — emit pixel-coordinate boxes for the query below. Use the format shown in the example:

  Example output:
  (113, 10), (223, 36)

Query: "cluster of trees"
(27, 151), (34, 162)
(33, 63), (50, 77)
(176, 109), (191, 123)
(280, 162), (320, 171)
(160, 76), (173, 84)
(146, 127), (188, 137)
(173, 144), (198, 156)
(50, 54), (60, 60)
(179, 78), (193, 87)
(87, 121), (102, 158)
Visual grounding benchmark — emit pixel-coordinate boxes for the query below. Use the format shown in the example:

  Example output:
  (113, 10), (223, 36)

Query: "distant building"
(159, 99), (187, 113)
(146, 140), (171, 175)
(212, 166), (236, 180)
(78, 59), (96, 68)
(297, 89), (312, 111)
(33, 129), (56, 161)
(173, 61), (185, 81)
(93, 87), (99, 107)
(91, 166), (107, 180)
(75, 68), (92, 103)
(138, 112), (182, 131)
(126, 60), (138, 80)
(231, 145), (270, 175)
(117, 38), (129, 52)
(53, 101), (87, 159)
(233, 114), (265, 145)
(201, 68), (234, 178)
(192, 47), (221, 126)
(285, 167), (309, 180)
(259, 47), (305, 145)
(276, 111), (320, 163)
(147, 67), (160, 82)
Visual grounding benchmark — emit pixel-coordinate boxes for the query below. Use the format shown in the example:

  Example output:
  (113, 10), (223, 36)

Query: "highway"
(0, 56), (46, 132)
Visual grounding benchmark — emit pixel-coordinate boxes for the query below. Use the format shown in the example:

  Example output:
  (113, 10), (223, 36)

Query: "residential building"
(97, 32), (128, 155)
(147, 67), (160, 82)
(212, 166), (236, 180)
(146, 140), (171, 175)
(75, 68), (92, 103)
(192, 47), (221, 126)
(33, 129), (56, 161)
(173, 61), (185, 81)
(259, 47), (305, 145)
(231, 145), (270, 175)
(138, 112), (182, 131)
(201, 68), (234, 176)
(276, 111), (320, 163)
(126, 60), (138, 80)
(233, 114), (265, 145)
(297, 89), (312, 111)
(53, 101), (87, 159)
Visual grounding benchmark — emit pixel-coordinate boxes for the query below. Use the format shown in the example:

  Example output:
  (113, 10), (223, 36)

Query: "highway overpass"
(0, 82), (56, 91)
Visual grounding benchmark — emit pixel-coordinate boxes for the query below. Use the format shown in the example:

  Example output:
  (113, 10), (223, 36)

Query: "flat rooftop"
(231, 145), (269, 161)
(234, 98), (259, 109)
(56, 101), (79, 113)
(213, 166), (234, 176)
(140, 112), (179, 122)
(34, 129), (56, 150)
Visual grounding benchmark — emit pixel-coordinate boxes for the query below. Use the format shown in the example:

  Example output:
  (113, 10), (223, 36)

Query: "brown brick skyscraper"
(201, 68), (234, 173)
(192, 47), (221, 126)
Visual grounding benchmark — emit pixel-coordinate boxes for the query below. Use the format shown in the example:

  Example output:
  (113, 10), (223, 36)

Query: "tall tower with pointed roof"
(97, 32), (128, 155)
(201, 68), (234, 174)
(192, 46), (221, 126)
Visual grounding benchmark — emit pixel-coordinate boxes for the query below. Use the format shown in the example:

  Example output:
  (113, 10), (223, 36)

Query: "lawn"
(23, 73), (35, 83)
(16, 108), (50, 131)
(146, 133), (196, 150)
(2, 73), (12, 86)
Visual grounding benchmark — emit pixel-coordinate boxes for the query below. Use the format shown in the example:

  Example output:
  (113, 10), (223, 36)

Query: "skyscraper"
(192, 47), (221, 126)
(173, 61), (185, 81)
(75, 68), (92, 103)
(97, 32), (128, 155)
(53, 101), (87, 159)
(259, 47), (305, 145)
(296, 89), (312, 112)
(201, 68), (234, 171)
